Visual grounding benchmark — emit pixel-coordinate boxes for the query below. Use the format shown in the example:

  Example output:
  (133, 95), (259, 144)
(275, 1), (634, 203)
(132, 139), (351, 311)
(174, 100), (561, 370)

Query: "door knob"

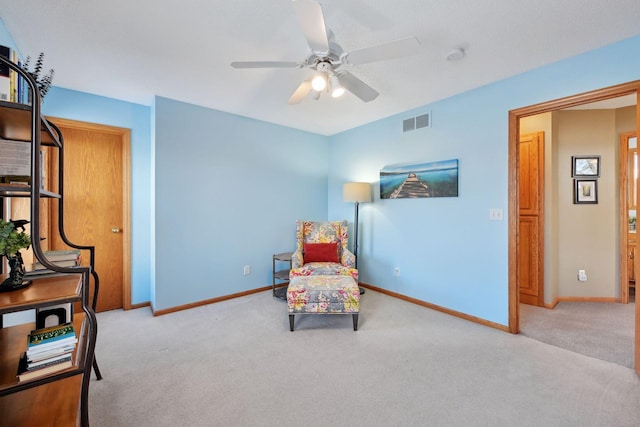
(112, 227), (121, 233)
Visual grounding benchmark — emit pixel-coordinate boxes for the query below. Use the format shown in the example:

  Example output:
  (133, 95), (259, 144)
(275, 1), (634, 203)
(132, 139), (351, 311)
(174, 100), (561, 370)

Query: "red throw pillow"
(304, 242), (339, 263)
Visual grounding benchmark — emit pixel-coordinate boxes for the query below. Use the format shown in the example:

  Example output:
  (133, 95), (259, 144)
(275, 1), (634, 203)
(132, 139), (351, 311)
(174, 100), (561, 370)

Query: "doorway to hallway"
(508, 81), (640, 375)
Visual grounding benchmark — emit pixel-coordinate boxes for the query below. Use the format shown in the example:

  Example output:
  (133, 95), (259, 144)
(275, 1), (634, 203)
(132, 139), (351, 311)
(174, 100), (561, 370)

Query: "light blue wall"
(42, 88), (152, 305)
(149, 99), (157, 307)
(1, 18), (152, 307)
(328, 35), (640, 326)
(153, 96), (328, 310)
(4, 11), (640, 325)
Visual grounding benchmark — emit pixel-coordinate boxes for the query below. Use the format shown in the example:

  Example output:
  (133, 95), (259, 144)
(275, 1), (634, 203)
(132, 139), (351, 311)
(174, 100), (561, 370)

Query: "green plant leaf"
(0, 219), (31, 257)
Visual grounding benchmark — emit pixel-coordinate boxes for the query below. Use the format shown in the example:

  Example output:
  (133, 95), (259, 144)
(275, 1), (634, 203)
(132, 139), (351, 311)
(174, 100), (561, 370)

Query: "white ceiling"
(1, 0), (639, 135)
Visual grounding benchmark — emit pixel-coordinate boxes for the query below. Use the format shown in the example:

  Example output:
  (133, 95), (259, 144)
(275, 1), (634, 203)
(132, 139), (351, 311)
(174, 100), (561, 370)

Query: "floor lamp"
(343, 182), (371, 295)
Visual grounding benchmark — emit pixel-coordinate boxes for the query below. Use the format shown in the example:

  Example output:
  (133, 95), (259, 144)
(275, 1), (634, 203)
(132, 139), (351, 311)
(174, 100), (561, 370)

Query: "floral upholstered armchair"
(289, 220), (358, 281)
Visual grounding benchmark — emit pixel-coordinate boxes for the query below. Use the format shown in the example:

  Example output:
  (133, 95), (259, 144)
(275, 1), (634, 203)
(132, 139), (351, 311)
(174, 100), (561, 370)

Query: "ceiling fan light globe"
(311, 74), (327, 91)
(332, 87), (345, 97)
(329, 75), (344, 97)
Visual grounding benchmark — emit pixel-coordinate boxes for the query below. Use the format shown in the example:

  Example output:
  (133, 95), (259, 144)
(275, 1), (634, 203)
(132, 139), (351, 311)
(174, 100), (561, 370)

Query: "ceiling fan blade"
(288, 80), (313, 104)
(337, 71), (379, 102)
(342, 36), (421, 66)
(231, 61), (301, 69)
(292, 0), (330, 55)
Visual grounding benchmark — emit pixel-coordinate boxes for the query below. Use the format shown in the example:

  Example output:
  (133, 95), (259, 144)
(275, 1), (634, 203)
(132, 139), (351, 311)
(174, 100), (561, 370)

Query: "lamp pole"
(343, 182), (370, 296)
(353, 199), (364, 295)
(353, 200), (360, 269)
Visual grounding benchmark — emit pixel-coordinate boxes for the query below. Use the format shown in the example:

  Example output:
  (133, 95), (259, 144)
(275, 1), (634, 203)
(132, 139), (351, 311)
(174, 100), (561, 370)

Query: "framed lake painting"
(380, 159), (459, 199)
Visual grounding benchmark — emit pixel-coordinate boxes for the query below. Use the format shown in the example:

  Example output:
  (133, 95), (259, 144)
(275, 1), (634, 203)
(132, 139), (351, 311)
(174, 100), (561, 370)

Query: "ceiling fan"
(230, 0), (421, 104)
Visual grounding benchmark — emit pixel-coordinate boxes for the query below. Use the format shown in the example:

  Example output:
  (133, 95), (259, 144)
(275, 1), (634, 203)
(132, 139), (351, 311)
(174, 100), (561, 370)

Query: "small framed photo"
(572, 155), (600, 177)
(574, 179), (598, 204)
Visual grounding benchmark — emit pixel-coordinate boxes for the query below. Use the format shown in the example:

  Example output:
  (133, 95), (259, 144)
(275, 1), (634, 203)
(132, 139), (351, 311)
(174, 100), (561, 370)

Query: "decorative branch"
(21, 52), (55, 102)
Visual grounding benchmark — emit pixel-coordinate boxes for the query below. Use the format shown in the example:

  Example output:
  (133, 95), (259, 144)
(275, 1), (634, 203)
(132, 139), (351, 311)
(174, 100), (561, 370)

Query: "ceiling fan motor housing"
(315, 61), (332, 72)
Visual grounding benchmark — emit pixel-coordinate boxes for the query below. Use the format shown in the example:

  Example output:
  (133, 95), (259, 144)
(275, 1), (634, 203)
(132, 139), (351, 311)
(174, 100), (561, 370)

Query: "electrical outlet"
(578, 269), (587, 282)
(394, 267), (400, 277)
(243, 265), (250, 276)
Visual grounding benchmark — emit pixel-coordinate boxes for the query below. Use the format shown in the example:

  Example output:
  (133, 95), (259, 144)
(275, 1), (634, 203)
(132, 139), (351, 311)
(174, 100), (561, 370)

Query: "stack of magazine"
(17, 322), (77, 382)
(29, 249), (81, 275)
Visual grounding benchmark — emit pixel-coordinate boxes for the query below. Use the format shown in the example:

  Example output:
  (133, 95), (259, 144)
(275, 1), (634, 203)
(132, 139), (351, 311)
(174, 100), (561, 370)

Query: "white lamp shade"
(343, 182), (371, 203)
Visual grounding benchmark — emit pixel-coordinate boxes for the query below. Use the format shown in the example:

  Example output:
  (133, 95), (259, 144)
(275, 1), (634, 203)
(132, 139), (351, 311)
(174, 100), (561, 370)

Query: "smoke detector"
(445, 48), (465, 62)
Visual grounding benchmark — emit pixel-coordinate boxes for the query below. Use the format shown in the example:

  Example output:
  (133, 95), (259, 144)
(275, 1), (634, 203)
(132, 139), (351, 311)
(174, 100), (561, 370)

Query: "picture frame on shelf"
(574, 179), (598, 204)
(572, 155), (600, 177)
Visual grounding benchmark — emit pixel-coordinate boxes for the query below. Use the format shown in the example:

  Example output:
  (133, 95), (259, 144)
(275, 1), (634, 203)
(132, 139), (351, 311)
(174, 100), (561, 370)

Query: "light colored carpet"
(520, 301), (635, 368)
(89, 290), (640, 426)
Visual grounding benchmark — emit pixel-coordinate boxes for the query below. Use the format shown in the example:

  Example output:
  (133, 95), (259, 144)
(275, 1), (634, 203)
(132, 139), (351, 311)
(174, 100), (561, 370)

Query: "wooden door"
(620, 132), (638, 304)
(518, 132), (544, 306)
(47, 118), (130, 312)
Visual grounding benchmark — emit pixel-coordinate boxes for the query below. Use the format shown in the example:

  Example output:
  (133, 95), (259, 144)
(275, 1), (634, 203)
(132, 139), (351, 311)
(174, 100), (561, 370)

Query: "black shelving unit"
(272, 252), (292, 300)
(0, 56), (101, 426)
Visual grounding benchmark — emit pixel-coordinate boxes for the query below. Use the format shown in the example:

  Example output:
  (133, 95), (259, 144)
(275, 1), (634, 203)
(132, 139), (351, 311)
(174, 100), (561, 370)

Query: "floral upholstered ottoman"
(287, 275), (360, 331)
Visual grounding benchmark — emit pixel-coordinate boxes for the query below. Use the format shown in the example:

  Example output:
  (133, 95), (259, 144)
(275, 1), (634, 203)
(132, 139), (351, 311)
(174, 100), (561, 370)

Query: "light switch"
(489, 208), (503, 221)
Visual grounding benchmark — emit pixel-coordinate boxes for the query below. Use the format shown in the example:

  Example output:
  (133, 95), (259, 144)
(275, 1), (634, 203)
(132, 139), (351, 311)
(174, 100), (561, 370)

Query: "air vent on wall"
(402, 113), (431, 133)
(403, 117), (415, 132)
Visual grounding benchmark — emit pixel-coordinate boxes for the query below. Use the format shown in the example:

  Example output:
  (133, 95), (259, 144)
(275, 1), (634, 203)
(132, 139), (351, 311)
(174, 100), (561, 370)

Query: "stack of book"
(0, 44), (30, 104)
(17, 322), (77, 382)
(30, 249), (81, 274)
